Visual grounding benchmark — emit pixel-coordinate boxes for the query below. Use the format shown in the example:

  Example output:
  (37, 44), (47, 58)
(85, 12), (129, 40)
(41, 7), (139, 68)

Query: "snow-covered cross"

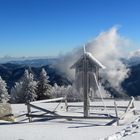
(71, 45), (105, 117)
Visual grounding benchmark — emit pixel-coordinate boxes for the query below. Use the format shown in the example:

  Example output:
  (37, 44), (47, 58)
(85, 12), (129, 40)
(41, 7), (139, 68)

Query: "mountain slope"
(0, 62), (140, 97)
(0, 63), (71, 90)
(122, 64), (140, 96)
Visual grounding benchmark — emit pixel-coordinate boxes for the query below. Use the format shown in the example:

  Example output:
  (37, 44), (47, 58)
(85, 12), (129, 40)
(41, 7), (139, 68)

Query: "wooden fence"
(26, 96), (136, 126)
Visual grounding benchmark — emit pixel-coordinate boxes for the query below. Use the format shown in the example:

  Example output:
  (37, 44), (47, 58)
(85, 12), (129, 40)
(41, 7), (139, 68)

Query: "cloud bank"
(54, 27), (130, 92)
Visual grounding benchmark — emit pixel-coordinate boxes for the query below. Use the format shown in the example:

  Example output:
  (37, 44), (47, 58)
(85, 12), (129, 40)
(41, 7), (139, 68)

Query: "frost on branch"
(37, 68), (52, 100)
(0, 76), (9, 103)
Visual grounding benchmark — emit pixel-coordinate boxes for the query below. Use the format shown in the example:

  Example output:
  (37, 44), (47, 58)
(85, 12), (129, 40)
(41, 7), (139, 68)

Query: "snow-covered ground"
(0, 100), (140, 140)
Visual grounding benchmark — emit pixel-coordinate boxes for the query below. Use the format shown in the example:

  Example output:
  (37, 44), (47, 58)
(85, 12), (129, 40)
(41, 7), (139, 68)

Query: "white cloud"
(54, 26), (130, 92)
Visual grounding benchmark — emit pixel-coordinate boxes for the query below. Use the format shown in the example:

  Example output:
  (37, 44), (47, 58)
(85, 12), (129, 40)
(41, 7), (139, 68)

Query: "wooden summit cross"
(25, 46), (136, 125)
(71, 46), (105, 117)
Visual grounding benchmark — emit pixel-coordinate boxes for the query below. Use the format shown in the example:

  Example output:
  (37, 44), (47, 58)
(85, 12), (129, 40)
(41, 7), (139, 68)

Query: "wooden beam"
(106, 98), (135, 126)
(27, 101), (32, 122)
(132, 101), (136, 115)
(65, 98), (68, 112)
(0, 114), (14, 118)
(67, 105), (130, 109)
(120, 108), (135, 120)
(125, 96), (134, 113)
(119, 97), (135, 120)
(114, 101), (119, 126)
(105, 118), (119, 126)
(28, 103), (58, 116)
(30, 97), (65, 104)
(27, 114), (117, 120)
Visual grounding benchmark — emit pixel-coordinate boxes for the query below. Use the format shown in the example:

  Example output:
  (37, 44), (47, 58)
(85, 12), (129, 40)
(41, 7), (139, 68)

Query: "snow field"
(0, 100), (140, 140)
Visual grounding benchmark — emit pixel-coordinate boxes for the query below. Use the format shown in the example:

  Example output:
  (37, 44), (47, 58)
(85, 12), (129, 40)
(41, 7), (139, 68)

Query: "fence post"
(65, 96), (68, 112)
(131, 97), (136, 115)
(125, 96), (134, 113)
(27, 100), (32, 122)
(114, 101), (119, 126)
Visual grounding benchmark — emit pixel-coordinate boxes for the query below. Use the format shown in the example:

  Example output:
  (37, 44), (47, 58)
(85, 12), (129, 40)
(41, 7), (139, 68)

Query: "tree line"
(0, 68), (84, 104)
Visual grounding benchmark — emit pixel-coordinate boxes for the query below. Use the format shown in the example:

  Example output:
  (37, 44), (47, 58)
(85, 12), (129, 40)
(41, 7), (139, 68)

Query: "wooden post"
(125, 96), (134, 113)
(120, 96), (135, 120)
(27, 100), (32, 122)
(131, 97), (136, 115)
(83, 54), (89, 117)
(114, 101), (119, 126)
(65, 97), (68, 112)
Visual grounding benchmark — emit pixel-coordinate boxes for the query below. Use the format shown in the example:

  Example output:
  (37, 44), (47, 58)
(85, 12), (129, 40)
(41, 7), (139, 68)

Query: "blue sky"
(0, 0), (140, 57)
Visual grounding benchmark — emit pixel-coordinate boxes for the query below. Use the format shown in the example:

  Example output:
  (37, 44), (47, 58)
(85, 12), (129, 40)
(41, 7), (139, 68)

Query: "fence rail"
(26, 96), (136, 126)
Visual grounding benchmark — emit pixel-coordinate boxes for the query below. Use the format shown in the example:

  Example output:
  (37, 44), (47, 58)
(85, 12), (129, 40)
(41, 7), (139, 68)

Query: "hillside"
(122, 64), (140, 96)
(0, 63), (71, 90)
(0, 60), (140, 97)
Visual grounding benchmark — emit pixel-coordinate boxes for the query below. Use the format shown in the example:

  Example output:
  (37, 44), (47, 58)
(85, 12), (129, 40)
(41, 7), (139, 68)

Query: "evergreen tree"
(11, 82), (24, 103)
(37, 68), (52, 100)
(0, 76), (9, 103)
(22, 69), (37, 102)
(10, 69), (37, 103)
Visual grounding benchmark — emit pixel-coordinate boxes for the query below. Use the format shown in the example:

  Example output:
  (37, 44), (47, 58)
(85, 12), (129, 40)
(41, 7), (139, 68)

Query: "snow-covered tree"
(10, 82), (24, 103)
(0, 76), (9, 103)
(51, 83), (66, 98)
(10, 69), (37, 103)
(21, 69), (37, 102)
(51, 84), (82, 101)
(37, 68), (52, 100)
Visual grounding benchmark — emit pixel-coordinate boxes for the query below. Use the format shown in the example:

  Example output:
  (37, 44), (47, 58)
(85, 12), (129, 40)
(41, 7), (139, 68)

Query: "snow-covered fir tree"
(0, 76), (9, 103)
(11, 82), (24, 103)
(11, 69), (37, 103)
(21, 69), (37, 102)
(37, 68), (52, 100)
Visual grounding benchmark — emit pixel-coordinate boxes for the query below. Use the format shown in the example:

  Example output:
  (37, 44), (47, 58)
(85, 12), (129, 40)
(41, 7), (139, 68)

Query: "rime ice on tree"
(37, 68), (52, 100)
(11, 70), (37, 103)
(0, 76), (9, 103)
(71, 46), (105, 117)
(11, 82), (23, 103)
(22, 70), (37, 103)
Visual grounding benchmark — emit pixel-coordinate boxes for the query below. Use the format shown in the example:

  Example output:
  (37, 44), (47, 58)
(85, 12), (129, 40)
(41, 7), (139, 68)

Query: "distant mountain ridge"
(1, 50), (140, 67)
(0, 63), (71, 91)
(9, 58), (58, 67)
(0, 56), (140, 97)
(0, 56), (57, 66)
